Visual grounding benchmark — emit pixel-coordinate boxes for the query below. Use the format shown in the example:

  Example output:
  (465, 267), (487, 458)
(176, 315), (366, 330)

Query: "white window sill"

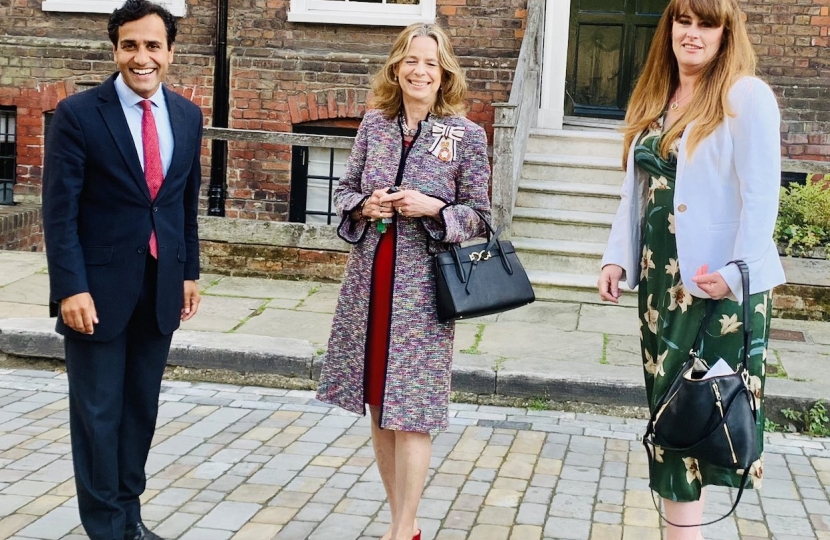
(42, 0), (186, 17)
(287, 11), (434, 26)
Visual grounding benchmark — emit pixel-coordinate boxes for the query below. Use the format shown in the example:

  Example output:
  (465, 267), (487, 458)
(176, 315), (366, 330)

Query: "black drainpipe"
(208, 0), (229, 216)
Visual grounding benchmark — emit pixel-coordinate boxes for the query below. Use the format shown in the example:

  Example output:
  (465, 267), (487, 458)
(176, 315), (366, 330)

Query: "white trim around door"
(538, 0), (571, 130)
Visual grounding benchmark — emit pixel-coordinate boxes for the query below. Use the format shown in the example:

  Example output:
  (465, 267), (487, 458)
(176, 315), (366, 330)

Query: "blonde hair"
(371, 23), (467, 118)
(622, 0), (756, 167)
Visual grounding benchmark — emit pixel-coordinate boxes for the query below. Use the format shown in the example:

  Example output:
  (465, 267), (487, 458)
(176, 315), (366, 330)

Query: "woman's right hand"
(598, 264), (624, 304)
(357, 189), (397, 221)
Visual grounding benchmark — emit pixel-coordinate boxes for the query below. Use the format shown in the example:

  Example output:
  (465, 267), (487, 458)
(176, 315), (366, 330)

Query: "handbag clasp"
(469, 250), (492, 262)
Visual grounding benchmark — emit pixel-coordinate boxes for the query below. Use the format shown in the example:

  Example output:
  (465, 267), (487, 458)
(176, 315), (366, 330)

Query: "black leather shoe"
(124, 522), (165, 540)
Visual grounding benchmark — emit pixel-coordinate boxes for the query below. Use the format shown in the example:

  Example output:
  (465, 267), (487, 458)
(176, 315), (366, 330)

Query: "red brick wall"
(743, 0), (830, 161)
(0, 0), (523, 217)
(0, 204), (43, 251)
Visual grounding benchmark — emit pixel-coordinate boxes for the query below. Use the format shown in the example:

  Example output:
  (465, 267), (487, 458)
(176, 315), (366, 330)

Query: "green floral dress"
(636, 117), (770, 502)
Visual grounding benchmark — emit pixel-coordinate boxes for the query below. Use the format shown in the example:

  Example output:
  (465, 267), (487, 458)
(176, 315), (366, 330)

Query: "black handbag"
(643, 260), (760, 527)
(434, 213), (535, 322)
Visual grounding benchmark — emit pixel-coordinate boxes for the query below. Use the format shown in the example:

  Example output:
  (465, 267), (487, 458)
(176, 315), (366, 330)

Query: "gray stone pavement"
(1, 368), (830, 540)
(0, 251), (828, 411)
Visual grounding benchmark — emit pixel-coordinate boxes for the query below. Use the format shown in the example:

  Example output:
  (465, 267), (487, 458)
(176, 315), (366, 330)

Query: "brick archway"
(287, 89), (369, 125)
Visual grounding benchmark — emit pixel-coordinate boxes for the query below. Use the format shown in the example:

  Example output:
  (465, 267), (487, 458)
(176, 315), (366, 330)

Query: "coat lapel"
(97, 76), (152, 202)
(155, 87), (187, 201)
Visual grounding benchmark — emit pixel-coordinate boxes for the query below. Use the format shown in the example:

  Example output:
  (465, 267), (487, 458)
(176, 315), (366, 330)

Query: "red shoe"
(412, 531), (421, 540)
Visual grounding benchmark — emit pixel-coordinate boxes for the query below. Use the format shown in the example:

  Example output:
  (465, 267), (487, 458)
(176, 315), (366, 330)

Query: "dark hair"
(108, 0), (177, 50)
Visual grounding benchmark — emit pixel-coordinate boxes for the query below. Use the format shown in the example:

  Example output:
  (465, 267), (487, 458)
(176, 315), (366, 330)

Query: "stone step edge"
(513, 207), (614, 227)
(524, 153), (623, 170)
(511, 237), (606, 258)
(528, 127), (624, 142)
(518, 180), (621, 199)
(526, 270), (631, 292)
(0, 318), (822, 407)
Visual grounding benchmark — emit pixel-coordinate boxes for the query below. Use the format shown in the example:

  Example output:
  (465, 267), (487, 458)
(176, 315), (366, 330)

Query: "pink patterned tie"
(141, 100), (163, 258)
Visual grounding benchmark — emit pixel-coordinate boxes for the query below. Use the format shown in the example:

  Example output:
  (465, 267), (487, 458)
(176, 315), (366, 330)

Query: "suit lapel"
(156, 87), (187, 201)
(97, 76), (152, 202)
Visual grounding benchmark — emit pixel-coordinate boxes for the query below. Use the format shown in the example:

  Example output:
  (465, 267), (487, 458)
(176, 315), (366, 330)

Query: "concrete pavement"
(1, 368), (830, 540)
(0, 250), (828, 415)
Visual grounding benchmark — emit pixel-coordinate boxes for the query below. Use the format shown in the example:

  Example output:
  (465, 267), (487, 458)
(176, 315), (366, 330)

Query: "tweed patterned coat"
(316, 109), (491, 433)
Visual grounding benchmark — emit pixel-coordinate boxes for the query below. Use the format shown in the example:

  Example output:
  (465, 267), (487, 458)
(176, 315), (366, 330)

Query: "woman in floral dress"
(598, 0), (785, 537)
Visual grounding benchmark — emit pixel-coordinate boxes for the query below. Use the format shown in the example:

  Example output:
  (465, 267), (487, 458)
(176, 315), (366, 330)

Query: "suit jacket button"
(677, 204), (687, 212)
(137, 247), (146, 254)
(153, 207), (159, 213)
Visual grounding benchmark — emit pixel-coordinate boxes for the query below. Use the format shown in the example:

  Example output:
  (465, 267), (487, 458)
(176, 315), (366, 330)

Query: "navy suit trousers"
(65, 256), (173, 540)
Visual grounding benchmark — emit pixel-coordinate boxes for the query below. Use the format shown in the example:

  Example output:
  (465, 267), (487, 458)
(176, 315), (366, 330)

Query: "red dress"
(364, 222), (395, 406)
(364, 139), (411, 406)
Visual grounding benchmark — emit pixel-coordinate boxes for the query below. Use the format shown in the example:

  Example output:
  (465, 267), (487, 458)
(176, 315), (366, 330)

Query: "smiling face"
(395, 35), (443, 109)
(672, 10), (724, 75)
(113, 14), (174, 99)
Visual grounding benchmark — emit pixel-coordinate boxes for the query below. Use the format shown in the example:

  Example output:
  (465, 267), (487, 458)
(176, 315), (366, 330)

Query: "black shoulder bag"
(434, 211), (535, 322)
(643, 260), (760, 527)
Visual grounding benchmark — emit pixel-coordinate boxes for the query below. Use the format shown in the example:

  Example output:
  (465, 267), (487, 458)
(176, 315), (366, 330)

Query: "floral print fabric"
(636, 118), (769, 502)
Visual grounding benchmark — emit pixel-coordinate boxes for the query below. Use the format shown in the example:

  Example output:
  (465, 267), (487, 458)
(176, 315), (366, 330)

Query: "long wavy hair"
(622, 0), (756, 167)
(371, 23), (467, 118)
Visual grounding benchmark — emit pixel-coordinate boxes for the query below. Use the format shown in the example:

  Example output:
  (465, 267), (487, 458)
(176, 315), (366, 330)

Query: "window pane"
(305, 146), (350, 224)
(0, 108), (15, 204)
(574, 24), (623, 108)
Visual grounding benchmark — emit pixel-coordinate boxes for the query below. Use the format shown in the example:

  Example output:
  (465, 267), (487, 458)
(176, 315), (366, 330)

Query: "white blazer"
(602, 76), (786, 304)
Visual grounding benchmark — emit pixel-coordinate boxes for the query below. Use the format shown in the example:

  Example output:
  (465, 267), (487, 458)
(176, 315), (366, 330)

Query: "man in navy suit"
(42, 1), (202, 538)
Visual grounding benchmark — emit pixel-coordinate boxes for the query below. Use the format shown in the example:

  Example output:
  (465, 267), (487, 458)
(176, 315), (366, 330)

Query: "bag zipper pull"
(712, 382), (724, 418)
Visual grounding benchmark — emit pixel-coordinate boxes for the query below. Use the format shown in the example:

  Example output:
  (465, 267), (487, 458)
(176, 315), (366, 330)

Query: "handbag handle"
(462, 210), (512, 294)
(644, 259), (756, 528)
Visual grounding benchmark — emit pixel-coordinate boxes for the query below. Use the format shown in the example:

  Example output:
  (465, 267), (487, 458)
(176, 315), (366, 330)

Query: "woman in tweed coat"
(316, 23), (490, 540)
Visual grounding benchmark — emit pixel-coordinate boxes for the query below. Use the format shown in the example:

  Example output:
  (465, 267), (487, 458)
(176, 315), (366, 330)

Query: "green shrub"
(775, 177), (830, 258)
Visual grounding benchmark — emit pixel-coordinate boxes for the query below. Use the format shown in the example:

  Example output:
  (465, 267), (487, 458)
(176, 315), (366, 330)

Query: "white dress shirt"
(114, 74), (174, 177)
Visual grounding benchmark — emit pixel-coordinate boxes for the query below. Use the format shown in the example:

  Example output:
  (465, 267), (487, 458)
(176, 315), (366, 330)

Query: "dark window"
(0, 107), (16, 205)
(290, 125), (357, 224)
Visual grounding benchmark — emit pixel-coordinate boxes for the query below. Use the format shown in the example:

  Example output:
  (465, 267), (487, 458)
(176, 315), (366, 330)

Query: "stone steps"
(516, 180), (621, 214)
(514, 127), (626, 306)
(522, 154), (624, 185)
(511, 237), (605, 274)
(526, 269), (637, 307)
(512, 207), (613, 243)
(526, 127), (624, 159)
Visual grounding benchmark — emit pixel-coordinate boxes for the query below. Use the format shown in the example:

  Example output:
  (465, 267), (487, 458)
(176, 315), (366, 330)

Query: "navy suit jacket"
(42, 73), (203, 342)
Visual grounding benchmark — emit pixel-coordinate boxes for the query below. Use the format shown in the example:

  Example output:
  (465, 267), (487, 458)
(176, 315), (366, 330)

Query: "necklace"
(398, 110), (419, 137)
(670, 87), (694, 110)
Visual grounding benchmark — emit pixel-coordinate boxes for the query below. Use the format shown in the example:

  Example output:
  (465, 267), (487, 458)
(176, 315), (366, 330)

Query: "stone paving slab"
(0, 305), (48, 321)
(1, 369), (829, 540)
(204, 277), (320, 301)
(0, 275), (50, 307)
(235, 309), (333, 348)
(180, 296), (266, 333)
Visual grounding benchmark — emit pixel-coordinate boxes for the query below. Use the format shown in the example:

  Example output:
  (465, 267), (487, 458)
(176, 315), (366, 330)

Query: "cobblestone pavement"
(1, 369), (829, 540)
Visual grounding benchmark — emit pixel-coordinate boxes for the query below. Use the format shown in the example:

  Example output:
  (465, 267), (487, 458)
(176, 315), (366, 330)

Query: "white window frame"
(288, 0), (435, 27)
(42, 0), (186, 17)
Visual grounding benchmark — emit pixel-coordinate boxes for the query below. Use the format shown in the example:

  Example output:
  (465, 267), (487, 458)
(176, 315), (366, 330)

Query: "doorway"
(565, 0), (669, 119)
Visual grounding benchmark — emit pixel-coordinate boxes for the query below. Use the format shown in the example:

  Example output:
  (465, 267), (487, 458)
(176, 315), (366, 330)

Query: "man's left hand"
(181, 280), (201, 321)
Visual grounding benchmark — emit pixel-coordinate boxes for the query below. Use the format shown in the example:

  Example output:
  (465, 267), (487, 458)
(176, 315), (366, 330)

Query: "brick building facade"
(744, 0), (830, 161)
(0, 0), (826, 223)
